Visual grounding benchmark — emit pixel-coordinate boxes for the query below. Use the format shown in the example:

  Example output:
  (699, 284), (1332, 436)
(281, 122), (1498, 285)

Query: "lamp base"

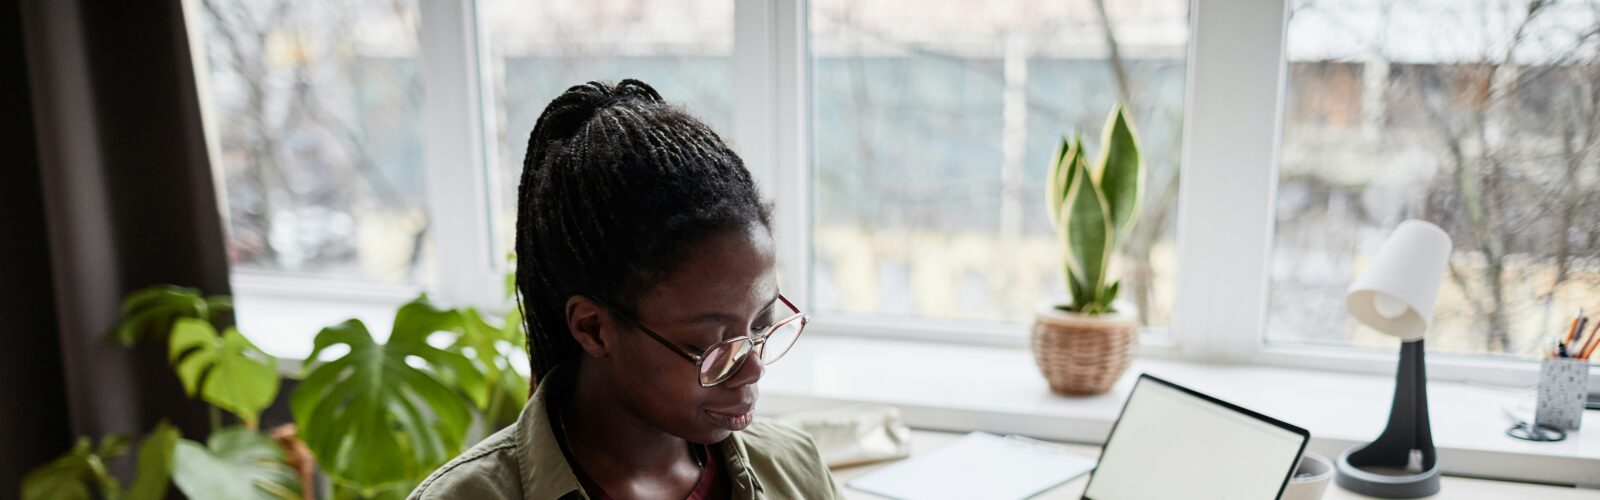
(1333, 340), (1439, 498)
(1335, 446), (1441, 498)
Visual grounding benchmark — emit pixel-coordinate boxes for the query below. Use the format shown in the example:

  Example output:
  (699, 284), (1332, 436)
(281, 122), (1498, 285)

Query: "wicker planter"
(1030, 298), (1138, 395)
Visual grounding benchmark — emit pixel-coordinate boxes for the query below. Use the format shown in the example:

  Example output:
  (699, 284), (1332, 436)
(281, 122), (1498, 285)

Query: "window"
(1270, 0), (1600, 359)
(809, 0), (1188, 327)
(195, 0), (429, 284)
(198, 0), (1594, 386)
(479, 0), (735, 260)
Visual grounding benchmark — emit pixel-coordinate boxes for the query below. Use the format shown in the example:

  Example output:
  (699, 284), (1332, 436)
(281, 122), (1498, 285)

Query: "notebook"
(846, 432), (1096, 500)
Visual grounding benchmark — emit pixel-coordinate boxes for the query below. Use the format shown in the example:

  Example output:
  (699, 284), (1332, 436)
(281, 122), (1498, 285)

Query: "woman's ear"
(565, 296), (610, 357)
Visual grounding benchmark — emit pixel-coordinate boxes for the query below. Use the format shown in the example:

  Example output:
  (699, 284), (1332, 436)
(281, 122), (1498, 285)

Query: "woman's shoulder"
(737, 419), (813, 448)
(738, 419), (828, 468)
(407, 426), (524, 500)
(735, 420), (844, 498)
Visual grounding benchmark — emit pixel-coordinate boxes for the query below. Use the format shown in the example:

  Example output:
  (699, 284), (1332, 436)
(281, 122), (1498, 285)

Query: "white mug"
(1282, 452), (1334, 500)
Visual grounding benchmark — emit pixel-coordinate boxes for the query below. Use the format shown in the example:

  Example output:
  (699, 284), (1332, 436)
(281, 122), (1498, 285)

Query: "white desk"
(763, 336), (1600, 486)
(832, 430), (1600, 499)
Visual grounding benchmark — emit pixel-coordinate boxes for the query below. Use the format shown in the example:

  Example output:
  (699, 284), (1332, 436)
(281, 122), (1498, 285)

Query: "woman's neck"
(560, 362), (701, 495)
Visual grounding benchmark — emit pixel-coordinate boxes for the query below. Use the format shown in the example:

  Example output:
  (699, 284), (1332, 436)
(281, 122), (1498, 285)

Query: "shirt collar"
(515, 363), (763, 499)
(714, 426), (762, 497)
(517, 364), (586, 500)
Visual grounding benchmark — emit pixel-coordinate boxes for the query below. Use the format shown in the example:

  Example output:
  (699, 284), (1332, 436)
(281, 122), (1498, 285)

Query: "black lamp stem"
(1351, 340), (1436, 470)
(1335, 339), (1441, 497)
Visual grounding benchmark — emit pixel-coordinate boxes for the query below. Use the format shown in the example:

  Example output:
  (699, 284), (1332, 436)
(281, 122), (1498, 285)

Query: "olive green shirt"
(408, 365), (842, 500)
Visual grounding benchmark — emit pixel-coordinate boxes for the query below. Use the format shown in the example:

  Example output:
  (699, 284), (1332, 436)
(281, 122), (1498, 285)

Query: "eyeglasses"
(595, 294), (808, 387)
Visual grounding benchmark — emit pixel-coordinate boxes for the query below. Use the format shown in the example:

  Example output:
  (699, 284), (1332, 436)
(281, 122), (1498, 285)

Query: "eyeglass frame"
(590, 293), (809, 387)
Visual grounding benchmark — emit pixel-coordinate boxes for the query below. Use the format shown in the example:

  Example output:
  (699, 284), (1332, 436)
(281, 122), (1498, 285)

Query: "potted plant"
(22, 282), (530, 500)
(1032, 104), (1143, 396)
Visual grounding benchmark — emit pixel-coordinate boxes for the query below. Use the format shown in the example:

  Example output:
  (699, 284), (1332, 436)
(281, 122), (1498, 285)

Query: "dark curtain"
(0, 0), (70, 494)
(5, 0), (232, 494)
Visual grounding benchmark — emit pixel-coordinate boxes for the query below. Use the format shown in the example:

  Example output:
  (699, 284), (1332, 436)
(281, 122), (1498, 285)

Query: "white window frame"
(1169, 0), (1590, 388)
(734, 0), (812, 314)
(225, 0), (1593, 388)
(215, 0), (501, 355)
(419, 0), (502, 310)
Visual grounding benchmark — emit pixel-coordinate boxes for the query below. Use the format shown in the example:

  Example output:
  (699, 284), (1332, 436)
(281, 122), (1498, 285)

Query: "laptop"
(1082, 374), (1310, 500)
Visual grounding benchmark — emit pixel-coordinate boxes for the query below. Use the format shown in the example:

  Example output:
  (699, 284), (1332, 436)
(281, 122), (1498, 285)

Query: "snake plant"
(1046, 104), (1143, 315)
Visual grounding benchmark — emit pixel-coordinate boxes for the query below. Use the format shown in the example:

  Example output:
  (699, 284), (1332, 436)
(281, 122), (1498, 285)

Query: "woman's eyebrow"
(686, 292), (781, 325)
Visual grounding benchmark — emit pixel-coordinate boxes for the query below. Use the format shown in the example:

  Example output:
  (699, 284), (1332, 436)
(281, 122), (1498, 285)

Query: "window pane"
(810, 1), (1187, 326)
(481, 0), (734, 260)
(196, 0), (429, 283)
(1270, 0), (1600, 358)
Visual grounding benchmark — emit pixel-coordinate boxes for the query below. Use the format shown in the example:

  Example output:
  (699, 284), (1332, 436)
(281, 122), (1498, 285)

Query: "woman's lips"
(705, 407), (754, 431)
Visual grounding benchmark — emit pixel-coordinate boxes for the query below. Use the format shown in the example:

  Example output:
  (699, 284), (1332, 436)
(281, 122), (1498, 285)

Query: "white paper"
(847, 432), (1096, 500)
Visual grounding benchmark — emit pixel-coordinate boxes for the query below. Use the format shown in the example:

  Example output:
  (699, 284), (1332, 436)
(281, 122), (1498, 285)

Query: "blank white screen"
(1084, 379), (1305, 500)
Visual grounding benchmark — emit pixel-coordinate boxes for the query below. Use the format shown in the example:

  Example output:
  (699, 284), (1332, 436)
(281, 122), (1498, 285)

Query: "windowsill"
(236, 284), (1599, 487)
(233, 273), (420, 360)
(758, 335), (1600, 488)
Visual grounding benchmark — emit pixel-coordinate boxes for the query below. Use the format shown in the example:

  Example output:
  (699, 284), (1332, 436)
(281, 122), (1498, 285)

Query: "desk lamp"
(1334, 220), (1452, 498)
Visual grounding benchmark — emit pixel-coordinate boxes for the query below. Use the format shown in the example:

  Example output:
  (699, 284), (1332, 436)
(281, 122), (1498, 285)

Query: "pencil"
(1572, 322), (1589, 359)
(1573, 314), (1596, 359)
(1563, 312), (1583, 345)
(1577, 315), (1591, 345)
(1580, 322), (1600, 360)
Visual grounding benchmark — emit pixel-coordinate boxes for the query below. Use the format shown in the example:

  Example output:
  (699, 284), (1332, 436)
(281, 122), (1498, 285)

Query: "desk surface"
(832, 430), (1600, 499)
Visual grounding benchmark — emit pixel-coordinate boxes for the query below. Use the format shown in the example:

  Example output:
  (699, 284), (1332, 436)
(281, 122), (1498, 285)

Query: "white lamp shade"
(1346, 220), (1453, 341)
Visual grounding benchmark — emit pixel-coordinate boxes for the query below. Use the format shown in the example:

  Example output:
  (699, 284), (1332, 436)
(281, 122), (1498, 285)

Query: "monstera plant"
(292, 300), (483, 496)
(1031, 104), (1146, 396)
(19, 422), (179, 500)
(22, 283), (530, 500)
(25, 287), (300, 500)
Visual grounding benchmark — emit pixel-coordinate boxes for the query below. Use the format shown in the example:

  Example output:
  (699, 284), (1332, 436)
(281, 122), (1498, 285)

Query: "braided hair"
(515, 79), (772, 384)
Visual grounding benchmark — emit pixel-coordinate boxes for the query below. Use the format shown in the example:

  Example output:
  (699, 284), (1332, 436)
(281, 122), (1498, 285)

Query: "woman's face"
(601, 223), (779, 444)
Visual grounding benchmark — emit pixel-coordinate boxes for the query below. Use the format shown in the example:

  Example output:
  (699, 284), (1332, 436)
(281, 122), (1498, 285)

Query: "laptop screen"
(1083, 375), (1308, 500)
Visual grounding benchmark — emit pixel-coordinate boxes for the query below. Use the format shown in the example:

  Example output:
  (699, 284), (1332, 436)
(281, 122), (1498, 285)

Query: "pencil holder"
(1534, 358), (1590, 431)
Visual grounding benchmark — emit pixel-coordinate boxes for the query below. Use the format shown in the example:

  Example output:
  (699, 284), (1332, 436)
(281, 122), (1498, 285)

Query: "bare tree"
(1396, 1), (1600, 353)
(199, 0), (426, 280)
(811, 0), (1187, 323)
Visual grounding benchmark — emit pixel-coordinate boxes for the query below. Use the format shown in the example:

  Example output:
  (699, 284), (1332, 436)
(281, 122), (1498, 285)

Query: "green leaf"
(1100, 278), (1126, 314)
(22, 438), (96, 500)
(1096, 104), (1143, 238)
(169, 318), (280, 426)
(1060, 135), (1086, 229)
(95, 434), (131, 458)
(489, 308), (531, 426)
(504, 252), (519, 299)
(452, 308), (531, 428)
(126, 422), (180, 500)
(22, 436), (126, 500)
(116, 286), (206, 346)
(1046, 135), (1077, 227)
(292, 298), (479, 492)
(392, 300), (487, 412)
(1064, 267), (1088, 313)
(333, 483), (413, 500)
(172, 427), (301, 500)
(205, 295), (236, 328)
(1060, 144), (1116, 314)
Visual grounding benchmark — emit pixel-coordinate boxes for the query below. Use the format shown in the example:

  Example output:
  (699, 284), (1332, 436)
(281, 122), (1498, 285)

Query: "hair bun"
(612, 79), (664, 103)
(524, 80), (663, 169)
(540, 81), (662, 139)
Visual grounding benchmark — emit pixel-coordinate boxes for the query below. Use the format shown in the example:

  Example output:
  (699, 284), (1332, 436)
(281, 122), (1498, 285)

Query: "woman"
(409, 80), (840, 499)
